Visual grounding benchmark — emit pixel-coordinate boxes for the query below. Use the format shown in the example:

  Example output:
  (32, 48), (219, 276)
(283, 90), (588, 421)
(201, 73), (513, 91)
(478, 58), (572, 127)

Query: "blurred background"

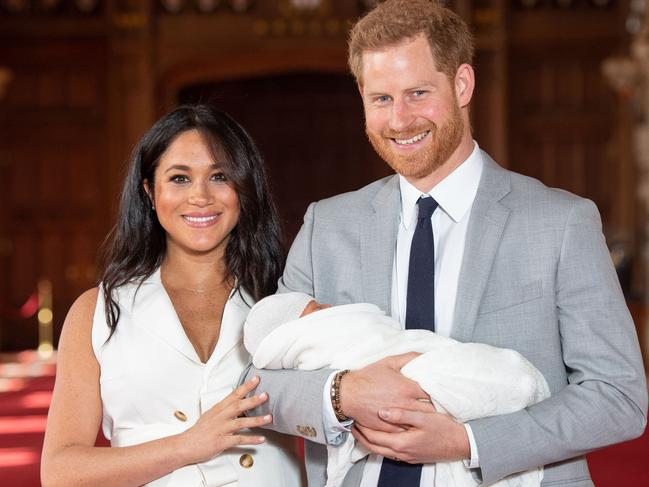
(0, 0), (648, 485)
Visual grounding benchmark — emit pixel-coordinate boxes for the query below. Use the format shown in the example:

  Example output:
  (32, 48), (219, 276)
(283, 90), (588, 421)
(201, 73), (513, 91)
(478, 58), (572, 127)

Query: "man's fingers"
(354, 416), (405, 433)
(354, 423), (404, 447)
(389, 380), (430, 406)
(408, 399), (436, 413)
(383, 352), (421, 370)
(352, 426), (399, 459)
(378, 408), (424, 427)
(376, 420), (406, 433)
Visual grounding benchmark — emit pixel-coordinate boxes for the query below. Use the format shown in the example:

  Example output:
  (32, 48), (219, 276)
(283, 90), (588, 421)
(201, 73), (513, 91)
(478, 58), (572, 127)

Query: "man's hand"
(339, 352), (435, 431)
(352, 408), (470, 463)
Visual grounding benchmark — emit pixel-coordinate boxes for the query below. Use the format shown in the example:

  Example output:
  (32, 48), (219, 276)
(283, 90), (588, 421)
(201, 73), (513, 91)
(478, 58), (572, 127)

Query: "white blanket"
(248, 303), (550, 487)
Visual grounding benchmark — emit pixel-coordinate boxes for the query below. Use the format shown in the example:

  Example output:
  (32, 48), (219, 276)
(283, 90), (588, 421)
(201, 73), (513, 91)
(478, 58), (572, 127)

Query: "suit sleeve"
(244, 203), (333, 444)
(468, 198), (647, 484)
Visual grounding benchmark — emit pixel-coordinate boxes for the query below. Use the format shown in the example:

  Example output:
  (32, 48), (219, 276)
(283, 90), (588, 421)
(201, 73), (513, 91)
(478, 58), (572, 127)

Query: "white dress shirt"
(323, 142), (484, 486)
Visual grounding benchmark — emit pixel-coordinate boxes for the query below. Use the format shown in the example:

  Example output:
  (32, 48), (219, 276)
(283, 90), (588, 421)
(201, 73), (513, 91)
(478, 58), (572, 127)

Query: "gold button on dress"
(239, 453), (254, 468)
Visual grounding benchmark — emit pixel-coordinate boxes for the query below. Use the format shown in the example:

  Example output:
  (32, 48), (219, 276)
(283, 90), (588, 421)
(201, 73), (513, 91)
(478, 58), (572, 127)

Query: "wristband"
(330, 369), (351, 422)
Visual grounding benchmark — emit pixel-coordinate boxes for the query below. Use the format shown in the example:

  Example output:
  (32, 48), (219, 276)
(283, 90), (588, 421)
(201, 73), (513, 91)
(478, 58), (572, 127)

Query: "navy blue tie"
(377, 196), (437, 487)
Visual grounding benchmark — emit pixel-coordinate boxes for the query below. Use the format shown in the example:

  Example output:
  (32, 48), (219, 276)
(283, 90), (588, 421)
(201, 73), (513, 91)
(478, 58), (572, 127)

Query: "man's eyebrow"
(364, 90), (389, 98)
(364, 83), (435, 97)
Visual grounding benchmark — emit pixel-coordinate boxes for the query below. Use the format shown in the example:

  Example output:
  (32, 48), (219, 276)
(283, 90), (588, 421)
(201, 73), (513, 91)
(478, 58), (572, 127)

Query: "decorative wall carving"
(0, 0), (101, 15)
(156, 0), (258, 14)
(515, 0), (614, 9)
(151, 0), (385, 18)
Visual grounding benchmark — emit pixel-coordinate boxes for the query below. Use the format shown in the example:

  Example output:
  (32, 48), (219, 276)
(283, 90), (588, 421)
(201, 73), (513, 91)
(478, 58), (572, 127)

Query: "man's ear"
(455, 63), (475, 108)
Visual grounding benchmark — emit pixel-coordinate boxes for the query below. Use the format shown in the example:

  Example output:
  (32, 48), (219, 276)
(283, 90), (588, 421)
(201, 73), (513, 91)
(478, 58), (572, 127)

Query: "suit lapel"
(360, 175), (400, 314)
(452, 153), (511, 342)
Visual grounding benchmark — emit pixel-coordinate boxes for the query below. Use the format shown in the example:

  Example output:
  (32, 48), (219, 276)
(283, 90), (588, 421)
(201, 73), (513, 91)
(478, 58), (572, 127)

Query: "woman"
(41, 105), (303, 486)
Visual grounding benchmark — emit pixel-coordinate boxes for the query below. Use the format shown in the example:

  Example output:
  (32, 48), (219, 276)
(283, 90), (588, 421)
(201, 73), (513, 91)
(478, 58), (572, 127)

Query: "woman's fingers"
(213, 376), (261, 412)
(226, 434), (267, 448)
(231, 414), (272, 432)
(202, 390), (269, 429)
(231, 391), (268, 416)
(182, 378), (272, 462)
(232, 376), (261, 400)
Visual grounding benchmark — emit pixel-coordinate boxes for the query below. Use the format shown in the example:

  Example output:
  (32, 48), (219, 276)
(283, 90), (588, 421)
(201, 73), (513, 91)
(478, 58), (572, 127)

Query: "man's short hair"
(348, 0), (474, 85)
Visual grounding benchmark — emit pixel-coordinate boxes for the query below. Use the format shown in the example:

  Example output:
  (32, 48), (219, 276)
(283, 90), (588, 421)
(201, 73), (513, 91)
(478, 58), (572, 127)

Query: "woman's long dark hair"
(100, 104), (285, 334)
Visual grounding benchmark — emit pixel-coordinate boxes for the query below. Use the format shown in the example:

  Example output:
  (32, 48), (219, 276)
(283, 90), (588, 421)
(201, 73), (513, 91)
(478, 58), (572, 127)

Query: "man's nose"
(389, 99), (415, 133)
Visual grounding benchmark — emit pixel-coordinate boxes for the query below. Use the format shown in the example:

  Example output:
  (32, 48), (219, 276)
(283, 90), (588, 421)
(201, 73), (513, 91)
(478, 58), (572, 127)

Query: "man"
(248, 1), (648, 485)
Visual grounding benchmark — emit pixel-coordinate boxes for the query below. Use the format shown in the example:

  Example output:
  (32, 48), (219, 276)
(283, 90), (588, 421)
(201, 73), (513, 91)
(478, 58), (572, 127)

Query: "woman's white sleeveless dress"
(91, 269), (304, 486)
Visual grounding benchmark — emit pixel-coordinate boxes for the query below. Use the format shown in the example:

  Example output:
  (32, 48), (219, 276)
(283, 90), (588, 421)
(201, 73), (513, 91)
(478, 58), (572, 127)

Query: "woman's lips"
(182, 213), (219, 227)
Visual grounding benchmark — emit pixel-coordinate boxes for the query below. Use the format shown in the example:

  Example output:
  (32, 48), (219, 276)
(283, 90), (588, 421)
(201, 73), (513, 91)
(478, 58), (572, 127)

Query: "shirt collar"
(399, 141), (484, 229)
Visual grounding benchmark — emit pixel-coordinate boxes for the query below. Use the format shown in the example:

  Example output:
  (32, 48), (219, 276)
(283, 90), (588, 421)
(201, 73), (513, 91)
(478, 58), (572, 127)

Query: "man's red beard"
(366, 103), (464, 179)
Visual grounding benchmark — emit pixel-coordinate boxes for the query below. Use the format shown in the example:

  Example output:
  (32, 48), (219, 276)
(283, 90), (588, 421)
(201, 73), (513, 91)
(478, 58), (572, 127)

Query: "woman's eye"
(170, 175), (189, 184)
(211, 172), (227, 182)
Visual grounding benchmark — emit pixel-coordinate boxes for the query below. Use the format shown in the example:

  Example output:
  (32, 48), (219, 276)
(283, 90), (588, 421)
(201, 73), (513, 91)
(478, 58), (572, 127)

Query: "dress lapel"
(452, 153), (511, 342)
(360, 176), (401, 314)
(207, 287), (252, 367)
(127, 269), (203, 365)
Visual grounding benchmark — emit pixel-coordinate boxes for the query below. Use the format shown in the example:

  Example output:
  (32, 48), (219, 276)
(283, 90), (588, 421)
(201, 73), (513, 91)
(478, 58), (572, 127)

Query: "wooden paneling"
(473, 48), (508, 164)
(507, 2), (637, 294)
(508, 50), (618, 203)
(0, 40), (110, 350)
(0, 0), (640, 349)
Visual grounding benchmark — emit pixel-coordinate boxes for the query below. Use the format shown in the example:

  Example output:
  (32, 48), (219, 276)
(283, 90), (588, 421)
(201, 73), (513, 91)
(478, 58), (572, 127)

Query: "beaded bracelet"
(331, 369), (351, 422)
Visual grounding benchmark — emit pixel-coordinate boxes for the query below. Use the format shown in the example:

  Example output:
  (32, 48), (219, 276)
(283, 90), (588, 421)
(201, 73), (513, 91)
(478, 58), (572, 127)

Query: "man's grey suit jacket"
(251, 153), (647, 486)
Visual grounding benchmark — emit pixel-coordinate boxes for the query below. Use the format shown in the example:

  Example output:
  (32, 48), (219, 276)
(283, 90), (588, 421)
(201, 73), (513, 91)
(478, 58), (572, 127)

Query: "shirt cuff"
(322, 370), (353, 446)
(463, 423), (480, 468)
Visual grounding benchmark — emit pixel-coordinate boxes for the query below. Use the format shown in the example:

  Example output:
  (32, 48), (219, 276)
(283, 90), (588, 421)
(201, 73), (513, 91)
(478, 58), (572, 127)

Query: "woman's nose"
(188, 180), (213, 206)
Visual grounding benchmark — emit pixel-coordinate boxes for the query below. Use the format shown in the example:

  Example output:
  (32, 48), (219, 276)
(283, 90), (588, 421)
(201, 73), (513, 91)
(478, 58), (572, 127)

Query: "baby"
(244, 293), (550, 487)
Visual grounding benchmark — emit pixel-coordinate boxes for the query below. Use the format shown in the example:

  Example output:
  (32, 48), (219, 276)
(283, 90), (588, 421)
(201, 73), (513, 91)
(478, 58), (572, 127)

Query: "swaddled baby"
(244, 293), (550, 487)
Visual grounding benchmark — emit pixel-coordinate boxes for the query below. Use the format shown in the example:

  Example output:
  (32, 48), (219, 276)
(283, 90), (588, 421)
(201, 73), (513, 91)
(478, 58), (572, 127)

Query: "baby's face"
(300, 300), (332, 318)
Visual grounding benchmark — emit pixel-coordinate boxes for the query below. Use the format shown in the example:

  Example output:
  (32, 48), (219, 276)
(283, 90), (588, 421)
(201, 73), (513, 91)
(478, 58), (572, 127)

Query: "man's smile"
(391, 130), (431, 146)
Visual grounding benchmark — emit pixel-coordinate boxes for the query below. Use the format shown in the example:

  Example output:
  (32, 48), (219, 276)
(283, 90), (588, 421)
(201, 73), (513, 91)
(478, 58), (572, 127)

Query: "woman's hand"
(180, 375), (272, 464)
(42, 292), (275, 487)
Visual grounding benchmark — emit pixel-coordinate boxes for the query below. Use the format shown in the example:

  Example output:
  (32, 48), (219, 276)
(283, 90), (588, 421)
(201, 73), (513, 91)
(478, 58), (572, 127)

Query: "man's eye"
(376, 95), (391, 103)
(412, 90), (426, 97)
(211, 172), (227, 182)
(170, 175), (189, 183)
